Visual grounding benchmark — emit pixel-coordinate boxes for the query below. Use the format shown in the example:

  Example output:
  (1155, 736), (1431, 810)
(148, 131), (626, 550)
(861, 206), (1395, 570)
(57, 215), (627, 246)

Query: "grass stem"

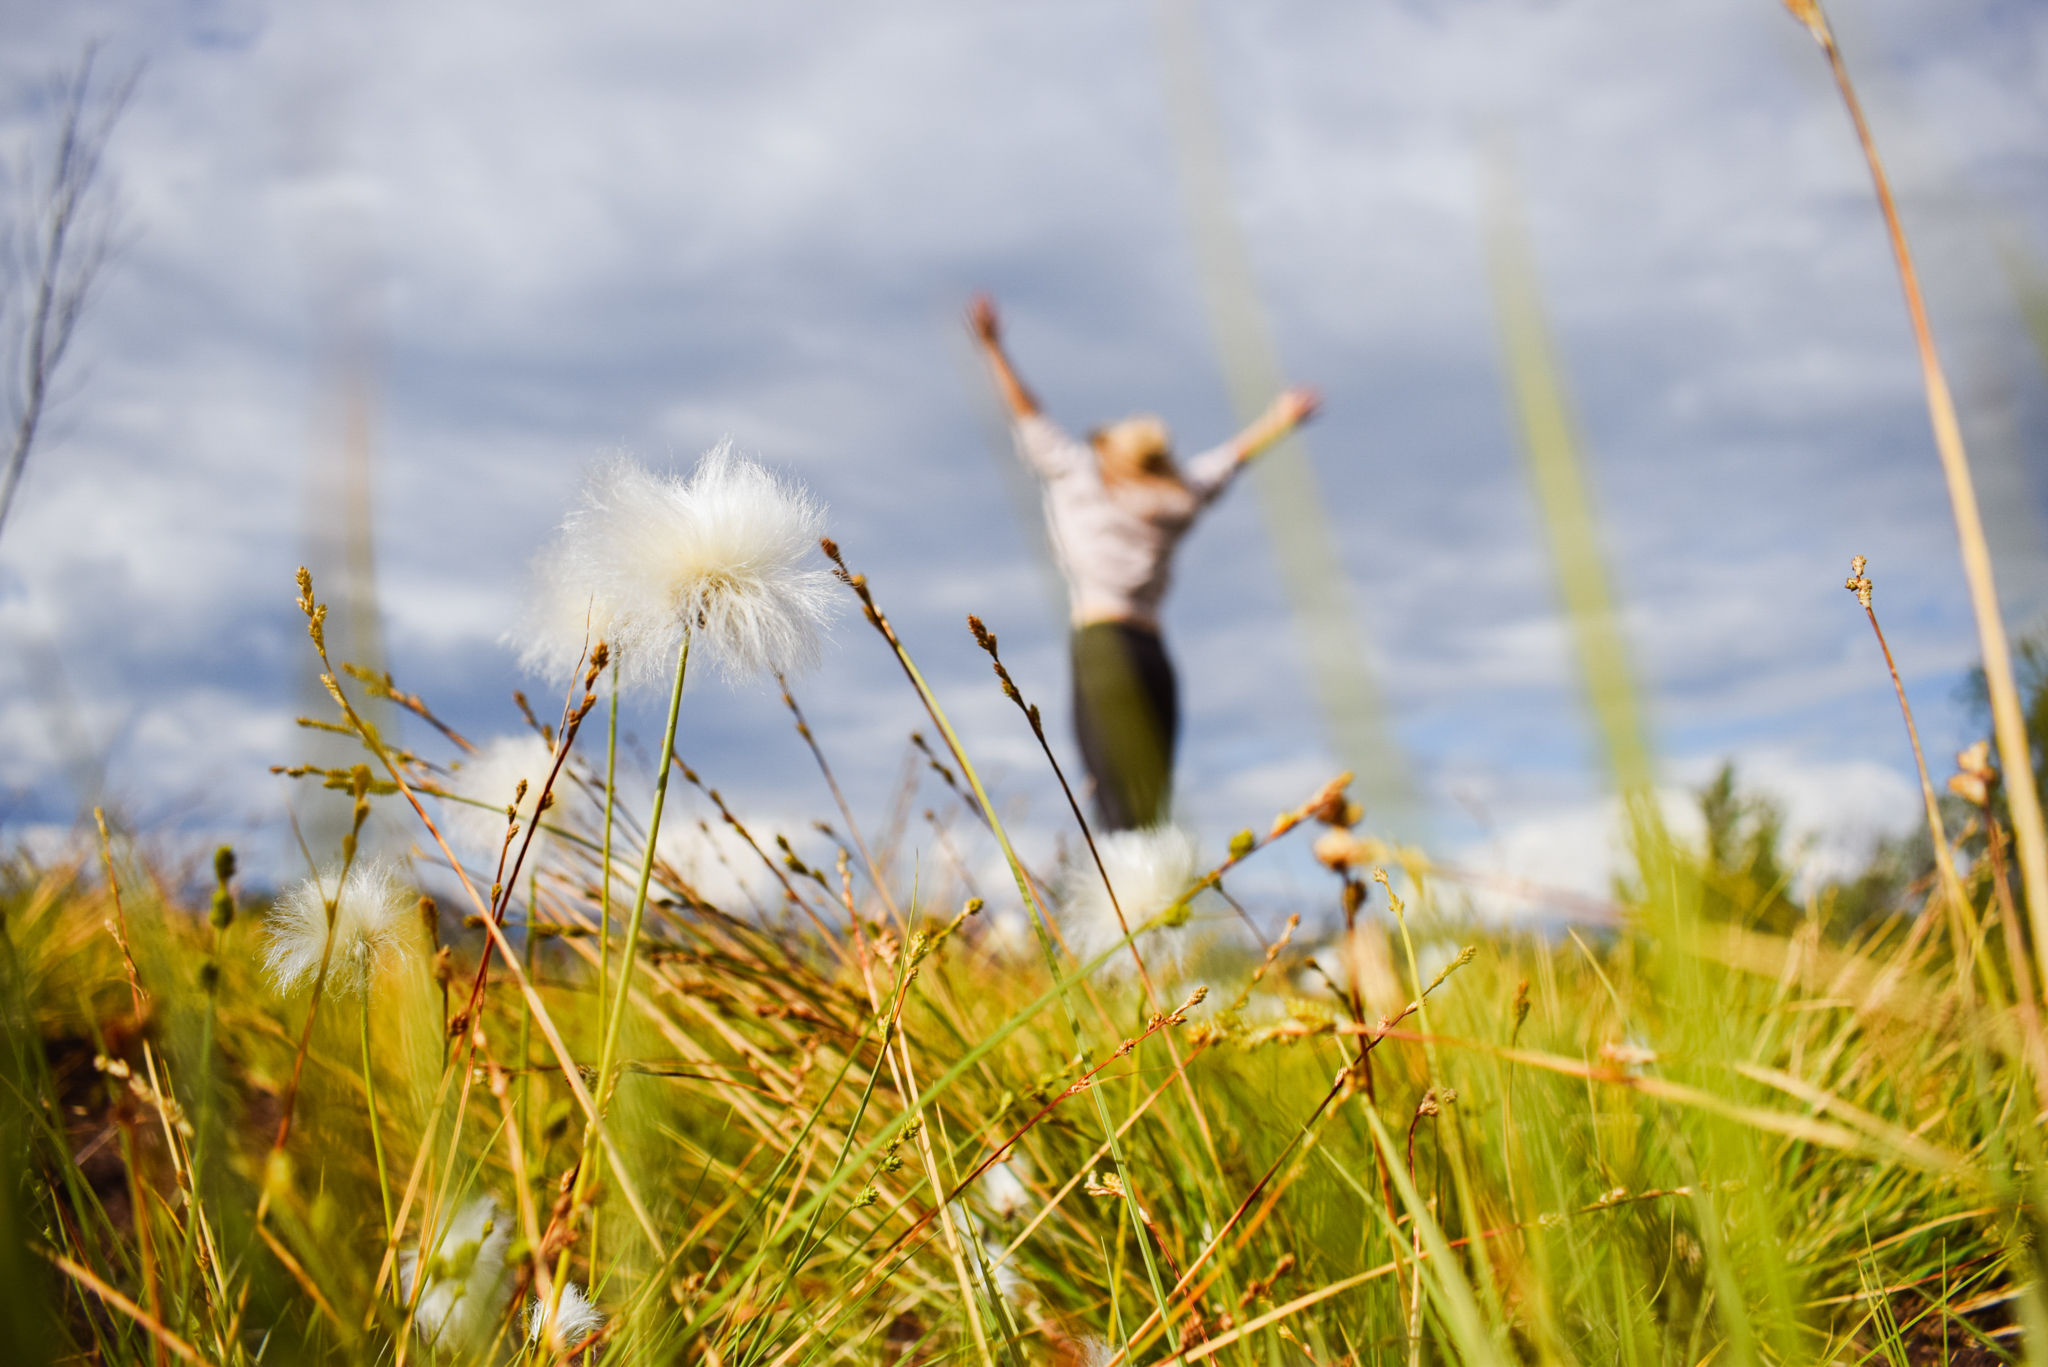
(1793, 0), (2048, 1003)
(546, 627), (691, 1345)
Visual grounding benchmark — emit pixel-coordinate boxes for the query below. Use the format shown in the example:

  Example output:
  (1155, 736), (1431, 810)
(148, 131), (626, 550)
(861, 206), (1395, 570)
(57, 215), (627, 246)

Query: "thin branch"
(0, 44), (139, 542)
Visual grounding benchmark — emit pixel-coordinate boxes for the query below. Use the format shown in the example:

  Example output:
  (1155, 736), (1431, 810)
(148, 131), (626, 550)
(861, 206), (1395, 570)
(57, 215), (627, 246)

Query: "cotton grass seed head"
(980, 1157), (1032, 1220)
(400, 1194), (513, 1351)
(517, 532), (627, 682)
(516, 443), (835, 686)
(1062, 826), (1204, 978)
(528, 1280), (604, 1350)
(1074, 1338), (1116, 1367)
(263, 859), (414, 997)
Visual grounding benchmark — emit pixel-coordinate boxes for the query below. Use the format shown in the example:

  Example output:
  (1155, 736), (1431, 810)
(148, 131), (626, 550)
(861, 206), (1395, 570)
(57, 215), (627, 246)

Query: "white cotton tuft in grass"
(528, 1280), (604, 1349)
(1074, 1337), (1117, 1367)
(516, 530), (628, 683)
(399, 1194), (514, 1351)
(980, 1157), (1032, 1220)
(440, 733), (555, 856)
(1060, 825), (1204, 978)
(515, 443), (835, 687)
(262, 859), (414, 997)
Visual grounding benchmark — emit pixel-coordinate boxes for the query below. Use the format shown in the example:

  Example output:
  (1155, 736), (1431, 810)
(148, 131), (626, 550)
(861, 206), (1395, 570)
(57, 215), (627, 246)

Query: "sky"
(4, 0), (2048, 926)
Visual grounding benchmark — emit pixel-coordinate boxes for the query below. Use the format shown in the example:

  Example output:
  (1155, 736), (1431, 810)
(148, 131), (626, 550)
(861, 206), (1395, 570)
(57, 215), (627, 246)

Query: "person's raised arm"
(1225, 384), (1321, 467)
(968, 294), (1040, 419)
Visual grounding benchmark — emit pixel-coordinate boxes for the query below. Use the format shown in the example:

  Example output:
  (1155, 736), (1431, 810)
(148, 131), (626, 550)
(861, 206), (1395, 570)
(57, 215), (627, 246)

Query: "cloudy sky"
(4, 0), (2048, 917)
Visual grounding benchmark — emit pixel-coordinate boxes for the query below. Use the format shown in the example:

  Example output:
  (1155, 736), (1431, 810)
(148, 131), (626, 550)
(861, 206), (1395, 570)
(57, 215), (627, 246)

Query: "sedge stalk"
(545, 626), (690, 1344)
(591, 660), (617, 1285)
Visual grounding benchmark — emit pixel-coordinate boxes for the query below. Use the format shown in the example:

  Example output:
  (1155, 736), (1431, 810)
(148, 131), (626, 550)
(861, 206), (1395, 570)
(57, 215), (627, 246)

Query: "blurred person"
(969, 294), (1319, 831)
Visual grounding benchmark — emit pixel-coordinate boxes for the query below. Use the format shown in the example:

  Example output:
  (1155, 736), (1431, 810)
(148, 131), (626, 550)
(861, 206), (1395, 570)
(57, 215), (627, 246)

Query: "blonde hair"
(1090, 414), (1176, 482)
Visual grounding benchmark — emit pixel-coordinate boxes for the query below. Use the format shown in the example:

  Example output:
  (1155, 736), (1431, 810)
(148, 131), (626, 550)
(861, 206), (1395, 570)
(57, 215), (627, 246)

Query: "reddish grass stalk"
(1844, 561), (1979, 976)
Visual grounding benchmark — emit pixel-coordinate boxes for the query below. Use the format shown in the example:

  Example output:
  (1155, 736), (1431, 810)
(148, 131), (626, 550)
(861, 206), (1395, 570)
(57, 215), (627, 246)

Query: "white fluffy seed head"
(527, 1280), (604, 1349)
(1061, 826), (1204, 978)
(263, 859), (415, 998)
(980, 1157), (1032, 1220)
(399, 1195), (513, 1351)
(517, 532), (627, 684)
(440, 733), (555, 856)
(515, 443), (836, 687)
(1075, 1337), (1117, 1367)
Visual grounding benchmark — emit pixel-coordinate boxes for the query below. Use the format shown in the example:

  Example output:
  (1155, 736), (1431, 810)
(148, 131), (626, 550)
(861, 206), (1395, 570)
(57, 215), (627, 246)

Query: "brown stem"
(1853, 584), (1979, 979)
(968, 615), (1165, 1002)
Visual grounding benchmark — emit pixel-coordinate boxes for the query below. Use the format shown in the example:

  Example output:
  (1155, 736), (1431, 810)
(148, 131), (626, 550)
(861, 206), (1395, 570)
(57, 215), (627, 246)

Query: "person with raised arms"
(969, 293), (1320, 832)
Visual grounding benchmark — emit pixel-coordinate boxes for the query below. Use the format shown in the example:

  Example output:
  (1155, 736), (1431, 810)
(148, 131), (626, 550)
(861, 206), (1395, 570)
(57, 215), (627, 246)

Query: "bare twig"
(0, 45), (138, 541)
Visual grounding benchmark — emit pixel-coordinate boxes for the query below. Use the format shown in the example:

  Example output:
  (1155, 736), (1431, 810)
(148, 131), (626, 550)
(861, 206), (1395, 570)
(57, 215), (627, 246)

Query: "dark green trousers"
(1071, 621), (1178, 832)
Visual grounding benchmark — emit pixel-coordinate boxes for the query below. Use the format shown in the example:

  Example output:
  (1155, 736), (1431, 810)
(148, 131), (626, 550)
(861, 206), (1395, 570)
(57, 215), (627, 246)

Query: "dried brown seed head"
(1845, 556), (1872, 609)
(1084, 1170), (1125, 1199)
(1305, 773), (1356, 827)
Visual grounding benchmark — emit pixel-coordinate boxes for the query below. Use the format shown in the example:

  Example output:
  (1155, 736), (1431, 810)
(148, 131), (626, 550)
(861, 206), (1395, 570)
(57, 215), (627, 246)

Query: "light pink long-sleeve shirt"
(1015, 414), (1241, 630)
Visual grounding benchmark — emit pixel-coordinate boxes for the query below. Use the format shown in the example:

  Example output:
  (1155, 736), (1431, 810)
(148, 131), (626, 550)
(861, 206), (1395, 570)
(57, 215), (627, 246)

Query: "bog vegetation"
(5, 2), (2047, 1364)
(3, 516), (2044, 1365)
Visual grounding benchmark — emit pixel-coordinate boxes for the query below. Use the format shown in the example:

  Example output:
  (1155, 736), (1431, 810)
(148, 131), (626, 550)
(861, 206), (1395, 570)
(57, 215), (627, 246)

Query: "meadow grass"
(1, 537), (2042, 1366)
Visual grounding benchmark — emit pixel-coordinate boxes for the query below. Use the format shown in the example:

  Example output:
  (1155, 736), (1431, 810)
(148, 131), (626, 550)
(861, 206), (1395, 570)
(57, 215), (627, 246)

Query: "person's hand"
(968, 294), (1001, 346)
(1276, 384), (1321, 428)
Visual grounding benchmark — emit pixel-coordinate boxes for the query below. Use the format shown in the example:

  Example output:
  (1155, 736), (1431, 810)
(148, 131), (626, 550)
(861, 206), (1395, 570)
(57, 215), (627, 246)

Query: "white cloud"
(1452, 749), (1923, 921)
